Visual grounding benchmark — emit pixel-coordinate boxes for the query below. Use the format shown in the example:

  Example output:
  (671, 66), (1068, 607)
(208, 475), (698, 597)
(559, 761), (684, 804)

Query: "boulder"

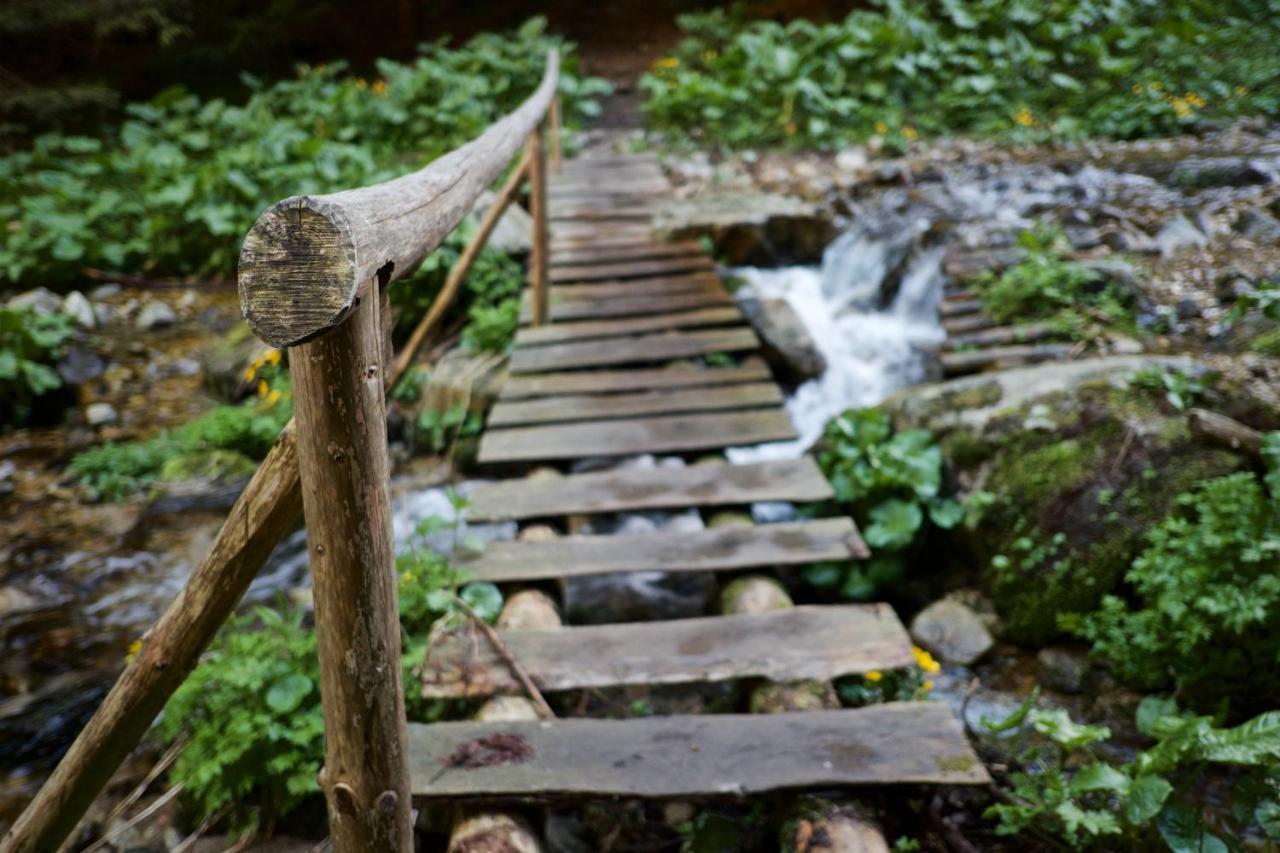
(883, 355), (1246, 646)
(135, 300), (177, 330)
(1155, 213), (1207, 257)
(61, 291), (95, 329)
(84, 402), (117, 427)
(910, 599), (994, 666)
(6, 287), (63, 316)
(653, 193), (836, 265)
(57, 348), (106, 385)
(737, 296), (826, 380)
(1234, 208), (1280, 243)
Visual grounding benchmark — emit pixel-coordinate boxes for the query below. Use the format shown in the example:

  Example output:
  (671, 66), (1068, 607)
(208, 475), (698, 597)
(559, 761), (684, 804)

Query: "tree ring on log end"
(238, 196), (359, 348)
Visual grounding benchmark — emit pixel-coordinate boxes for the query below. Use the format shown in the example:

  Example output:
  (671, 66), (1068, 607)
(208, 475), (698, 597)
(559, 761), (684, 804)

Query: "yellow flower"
(266, 348), (281, 365)
(257, 379), (269, 398)
(126, 638), (143, 664)
(922, 679), (934, 692)
(785, 121), (798, 137)
(912, 645), (941, 674)
(265, 389), (282, 407)
(372, 79), (388, 96)
(874, 120), (888, 134)
(1013, 106), (1037, 128)
(1186, 92), (1205, 108)
(1170, 96), (1192, 119)
(401, 571), (416, 583)
(703, 51), (717, 62)
(356, 78), (368, 90)
(657, 57), (680, 69)
(1235, 85), (1249, 96)
(1131, 83), (1143, 94)
(244, 366), (255, 381)
(865, 670), (883, 682)
(902, 125), (918, 141)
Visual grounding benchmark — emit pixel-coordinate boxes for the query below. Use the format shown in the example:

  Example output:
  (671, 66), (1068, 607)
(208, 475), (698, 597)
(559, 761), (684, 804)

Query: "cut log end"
(238, 196), (361, 348)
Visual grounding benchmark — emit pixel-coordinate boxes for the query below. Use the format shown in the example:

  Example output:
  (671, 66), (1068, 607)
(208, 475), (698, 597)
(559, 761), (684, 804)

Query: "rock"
(1234, 208), (1280, 243)
(89, 283), (122, 300)
(721, 576), (792, 614)
(135, 300), (177, 330)
(1037, 645), (1090, 694)
(57, 348), (106, 385)
(883, 355), (1243, 646)
(835, 147), (869, 174)
(6, 287), (63, 316)
(653, 193), (836, 265)
(517, 524), (559, 543)
(472, 189), (533, 253)
(0, 461), (14, 496)
(1166, 156), (1277, 188)
(910, 599), (994, 666)
(1064, 225), (1102, 250)
(737, 296), (826, 380)
(1176, 297), (1201, 321)
(0, 584), (37, 616)
(61, 291), (95, 329)
(84, 402), (117, 426)
(497, 590), (561, 630)
(705, 510), (754, 528)
(1155, 214), (1207, 257)
(1079, 259), (1140, 295)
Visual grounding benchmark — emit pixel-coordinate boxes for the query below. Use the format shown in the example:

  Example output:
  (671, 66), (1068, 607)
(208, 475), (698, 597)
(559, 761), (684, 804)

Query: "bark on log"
(527, 122), (550, 327)
(389, 150), (531, 383)
(291, 286), (411, 851)
(239, 51), (559, 347)
(1187, 407), (1265, 459)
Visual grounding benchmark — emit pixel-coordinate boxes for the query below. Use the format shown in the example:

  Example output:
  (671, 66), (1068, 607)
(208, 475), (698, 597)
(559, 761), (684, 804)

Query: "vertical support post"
(549, 95), (563, 174)
(289, 282), (412, 852)
(527, 120), (550, 327)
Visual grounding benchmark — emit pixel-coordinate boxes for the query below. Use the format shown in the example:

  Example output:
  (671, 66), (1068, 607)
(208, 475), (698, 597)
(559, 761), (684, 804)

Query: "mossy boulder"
(883, 356), (1245, 647)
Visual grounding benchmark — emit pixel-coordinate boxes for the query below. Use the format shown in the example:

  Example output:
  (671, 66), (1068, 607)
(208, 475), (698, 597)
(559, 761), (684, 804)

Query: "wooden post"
(527, 121), (550, 327)
(290, 280), (412, 851)
(549, 96), (563, 173)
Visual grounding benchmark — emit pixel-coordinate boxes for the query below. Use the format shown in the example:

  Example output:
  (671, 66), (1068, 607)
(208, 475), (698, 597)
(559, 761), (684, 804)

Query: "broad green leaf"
(265, 673), (313, 714)
(980, 686), (1040, 734)
(928, 498), (965, 529)
(1030, 708), (1110, 750)
(1157, 803), (1229, 853)
(1126, 775), (1172, 825)
(863, 499), (923, 551)
(1069, 762), (1129, 796)
(460, 582), (503, 623)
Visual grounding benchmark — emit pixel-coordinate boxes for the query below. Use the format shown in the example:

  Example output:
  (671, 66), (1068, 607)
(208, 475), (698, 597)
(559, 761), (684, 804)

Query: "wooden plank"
(486, 380), (780, 426)
(549, 240), (704, 265)
(520, 289), (734, 323)
(940, 297), (984, 317)
(508, 327), (759, 373)
(515, 306), (743, 346)
(551, 221), (652, 239)
(477, 408), (797, 463)
(942, 313), (996, 334)
(943, 322), (1053, 350)
(500, 358), (772, 399)
(408, 703), (989, 798)
(458, 517), (863, 582)
(549, 206), (654, 222)
(421, 604), (912, 698)
(550, 256), (714, 282)
(466, 455), (831, 522)
(539, 274), (723, 302)
(941, 343), (1075, 375)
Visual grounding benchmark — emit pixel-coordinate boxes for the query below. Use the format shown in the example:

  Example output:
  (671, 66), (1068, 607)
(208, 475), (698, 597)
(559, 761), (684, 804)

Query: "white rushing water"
(726, 219), (947, 462)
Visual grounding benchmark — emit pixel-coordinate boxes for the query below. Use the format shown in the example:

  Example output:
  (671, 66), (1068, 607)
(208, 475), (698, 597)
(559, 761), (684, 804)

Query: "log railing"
(2, 49), (561, 853)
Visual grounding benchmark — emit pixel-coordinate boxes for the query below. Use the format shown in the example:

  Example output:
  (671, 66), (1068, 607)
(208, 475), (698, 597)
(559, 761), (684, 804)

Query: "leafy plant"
(1129, 365), (1212, 412)
(0, 307), (74, 425)
(159, 606), (324, 839)
(415, 402), (484, 455)
(1067, 464), (1280, 712)
(984, 693), (1280, 848)
(972, 225), (1136, 344)
(68, 375), (292, 500)
(0, 18), (608, 287)
(810, 407), (960, 599)
(640, 2), (1280, 150)
(835, 645), (941, 706)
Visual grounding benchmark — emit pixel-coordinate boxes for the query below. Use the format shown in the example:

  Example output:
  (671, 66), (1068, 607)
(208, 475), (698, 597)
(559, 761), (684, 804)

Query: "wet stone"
(1037, 646), (1091, 694)
(910, 599), (994, 666)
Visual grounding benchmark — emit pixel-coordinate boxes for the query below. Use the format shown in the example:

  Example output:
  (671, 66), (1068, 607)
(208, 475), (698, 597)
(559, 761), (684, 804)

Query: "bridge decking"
(412, 150), (986, 801)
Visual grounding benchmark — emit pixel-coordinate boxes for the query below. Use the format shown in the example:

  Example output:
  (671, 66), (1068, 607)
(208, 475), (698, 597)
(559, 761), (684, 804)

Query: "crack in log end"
(239, 197), (359, 348)
(440, 733), (534, 770)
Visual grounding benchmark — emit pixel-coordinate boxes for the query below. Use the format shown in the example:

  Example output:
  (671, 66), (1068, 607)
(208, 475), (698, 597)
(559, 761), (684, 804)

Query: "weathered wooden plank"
(421, 604), (912, 698)
(477, 408), (797, 463)
(538, 274), (724, 303)
(500, 359), (772, 399)
(549, 240), (705, 266)
(942, 313), (996, 334)
(487, 380), (779, 426)
(458, 517), (861, 582)
(466, 457), (833, 522)
(940, 297), (984, 317)
(520, 289), (734, 323)
(941, 343), (1075, 375)
(550, 255), (714, 283)
(943, 322), (1053, 350)
(515, 306), (743, 346)
(551, 233), (668, 252)
(551, 221), (652, 239)
(508, 327), (759, 374)
(408, 703), (989, 798)
(549, 206), (654, 222)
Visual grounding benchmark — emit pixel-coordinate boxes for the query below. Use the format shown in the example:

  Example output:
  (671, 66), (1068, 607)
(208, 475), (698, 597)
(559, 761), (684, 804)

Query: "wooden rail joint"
(238, 49), (560, 348)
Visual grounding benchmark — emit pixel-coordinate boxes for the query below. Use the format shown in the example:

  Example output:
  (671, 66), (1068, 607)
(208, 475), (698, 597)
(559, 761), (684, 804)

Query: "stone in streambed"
(1037, 645), (1091, 694)
(737, 296), (826, 380)
(910, 599), (993, 666)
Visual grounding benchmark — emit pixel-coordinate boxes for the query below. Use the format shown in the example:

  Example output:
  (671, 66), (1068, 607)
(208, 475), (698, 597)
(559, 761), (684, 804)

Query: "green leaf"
(1125, 775), (1172, 825)
(265, 673), (313, 714)
(1030, 708), (1110, 750)
(1069, 762), (1129, 796)
(980, 686), (1040, 734)
(928, 498), (965, 529)
(460, 582), (503, 623)
(863, 499), (923, 551)
(1054, 801), (1120, 837)
(1157, 803), (1229, 853)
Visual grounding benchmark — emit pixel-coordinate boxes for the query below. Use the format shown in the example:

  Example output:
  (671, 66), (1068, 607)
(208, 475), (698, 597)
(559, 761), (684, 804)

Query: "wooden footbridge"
(3, 52), (984, 853)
